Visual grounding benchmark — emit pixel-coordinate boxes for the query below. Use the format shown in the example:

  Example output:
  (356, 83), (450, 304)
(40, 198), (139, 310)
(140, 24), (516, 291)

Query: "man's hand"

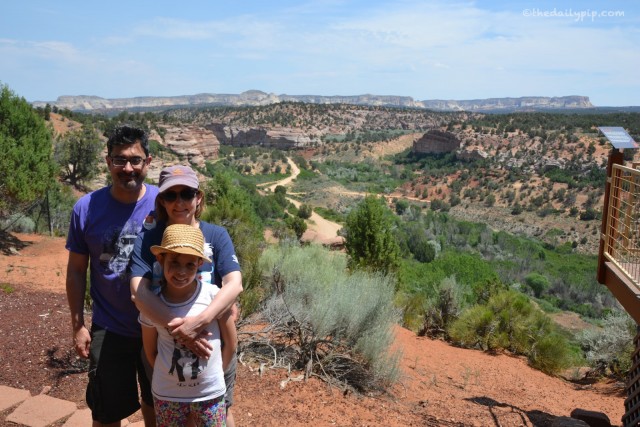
(73, 326), (91, 359)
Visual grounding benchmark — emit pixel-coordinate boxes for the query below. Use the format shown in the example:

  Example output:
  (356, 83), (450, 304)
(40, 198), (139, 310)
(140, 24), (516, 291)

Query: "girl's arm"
(141, 324), (158, 368)
(218, 307), (238, 371)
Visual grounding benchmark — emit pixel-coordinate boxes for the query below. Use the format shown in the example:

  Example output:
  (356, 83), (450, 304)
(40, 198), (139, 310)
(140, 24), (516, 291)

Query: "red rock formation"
(413, 130), (461, 154)
(159, 125), (220, 166)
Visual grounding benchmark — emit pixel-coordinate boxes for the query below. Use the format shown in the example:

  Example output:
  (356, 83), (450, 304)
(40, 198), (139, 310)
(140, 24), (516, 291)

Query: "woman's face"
(158, 185), (202, 226)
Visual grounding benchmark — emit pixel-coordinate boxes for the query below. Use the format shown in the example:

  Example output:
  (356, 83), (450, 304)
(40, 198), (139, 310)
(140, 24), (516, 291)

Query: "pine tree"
(54, 126), (103, 187)
(0, 84), (56, 212)
(344, 195), (400, 275)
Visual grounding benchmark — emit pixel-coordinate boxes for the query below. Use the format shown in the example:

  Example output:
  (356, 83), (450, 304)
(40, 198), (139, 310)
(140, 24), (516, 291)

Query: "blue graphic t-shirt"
(66, 184), (158, 338)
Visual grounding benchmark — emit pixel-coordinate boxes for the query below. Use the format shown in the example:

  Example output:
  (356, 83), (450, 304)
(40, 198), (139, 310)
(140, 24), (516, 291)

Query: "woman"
(130, 165), (243, 427)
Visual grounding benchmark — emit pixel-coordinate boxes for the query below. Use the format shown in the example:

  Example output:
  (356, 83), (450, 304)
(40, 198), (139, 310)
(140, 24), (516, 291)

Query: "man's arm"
(65, 251), (91, 359)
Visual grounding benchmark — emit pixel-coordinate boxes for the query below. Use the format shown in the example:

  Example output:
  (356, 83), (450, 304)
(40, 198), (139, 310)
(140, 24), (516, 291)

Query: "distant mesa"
(421, 95), (593, 111)
(32, 91), (594, 113)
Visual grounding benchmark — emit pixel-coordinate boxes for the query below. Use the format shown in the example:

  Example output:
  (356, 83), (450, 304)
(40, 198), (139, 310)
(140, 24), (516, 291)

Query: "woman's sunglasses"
(159, 188), (199, 202)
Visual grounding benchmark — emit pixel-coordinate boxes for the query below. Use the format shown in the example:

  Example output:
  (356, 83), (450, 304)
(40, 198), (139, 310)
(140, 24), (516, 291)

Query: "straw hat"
(150, 224), (211, 262)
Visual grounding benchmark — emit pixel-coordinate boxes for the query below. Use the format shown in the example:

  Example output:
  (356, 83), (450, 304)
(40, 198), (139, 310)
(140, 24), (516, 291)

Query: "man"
(65, 125), (158, 427)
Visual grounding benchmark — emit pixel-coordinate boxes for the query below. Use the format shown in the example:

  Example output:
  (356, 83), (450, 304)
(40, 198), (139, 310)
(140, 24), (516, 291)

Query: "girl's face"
(158, 185), (203, 226)
(159, 252), (203, 297)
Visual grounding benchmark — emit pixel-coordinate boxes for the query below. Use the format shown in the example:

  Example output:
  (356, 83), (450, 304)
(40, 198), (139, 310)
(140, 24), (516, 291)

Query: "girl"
(140, 224), (236, 426)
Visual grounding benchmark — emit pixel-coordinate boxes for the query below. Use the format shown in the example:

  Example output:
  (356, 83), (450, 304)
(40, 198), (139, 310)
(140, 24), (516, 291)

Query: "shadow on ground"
(0, 230), (32, 255)
(466, 396), (556, 427)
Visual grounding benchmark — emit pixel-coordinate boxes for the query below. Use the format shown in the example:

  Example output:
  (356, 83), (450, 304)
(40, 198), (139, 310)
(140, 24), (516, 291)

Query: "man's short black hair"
(107, 125), (149, 157)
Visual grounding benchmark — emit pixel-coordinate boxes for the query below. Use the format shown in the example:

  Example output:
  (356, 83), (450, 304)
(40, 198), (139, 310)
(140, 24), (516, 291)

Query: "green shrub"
(285, 215), (307, 239)
(201, 171), (266, 316)
(579, 310), (635, 378)
(448, 290), (573, 374)
(259, 244), (401, 390)
(297, 203), (313, 219)
(524, 272), (550, 298)
(419, 276), (466, 338)
(1, 213), (35, 233)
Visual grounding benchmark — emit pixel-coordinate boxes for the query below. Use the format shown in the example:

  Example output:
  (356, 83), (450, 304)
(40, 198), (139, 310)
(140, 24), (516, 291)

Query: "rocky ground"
(0, 232), (627, 426)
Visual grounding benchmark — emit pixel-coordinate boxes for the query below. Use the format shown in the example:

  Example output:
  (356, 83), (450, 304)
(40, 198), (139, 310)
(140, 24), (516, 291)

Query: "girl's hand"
(183, 334), (214, 359)
(168, 317), (213, 358)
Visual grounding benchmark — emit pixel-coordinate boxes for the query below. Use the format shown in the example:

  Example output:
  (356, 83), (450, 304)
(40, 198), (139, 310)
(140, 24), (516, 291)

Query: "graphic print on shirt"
(168, 338), (204, 383)
(99, 221), (142, 279)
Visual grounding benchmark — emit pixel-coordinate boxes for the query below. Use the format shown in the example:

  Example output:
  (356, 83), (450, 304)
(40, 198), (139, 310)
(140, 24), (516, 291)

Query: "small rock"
(570, 408), (611, 427)
(551, 416), (589, 427)
(40, 385), (51, 395)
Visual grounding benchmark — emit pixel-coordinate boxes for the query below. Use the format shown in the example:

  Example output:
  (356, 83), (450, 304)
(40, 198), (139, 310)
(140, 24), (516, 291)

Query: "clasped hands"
(168, 315), (213, 359)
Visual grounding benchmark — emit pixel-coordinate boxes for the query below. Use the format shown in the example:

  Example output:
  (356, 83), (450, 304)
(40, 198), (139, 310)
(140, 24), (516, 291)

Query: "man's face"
(106, 142), (150, 193)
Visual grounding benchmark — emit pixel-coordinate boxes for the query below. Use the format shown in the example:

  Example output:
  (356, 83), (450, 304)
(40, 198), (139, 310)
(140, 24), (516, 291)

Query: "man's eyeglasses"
(110, 156), (146, 168)
(159, 189), (199, 202)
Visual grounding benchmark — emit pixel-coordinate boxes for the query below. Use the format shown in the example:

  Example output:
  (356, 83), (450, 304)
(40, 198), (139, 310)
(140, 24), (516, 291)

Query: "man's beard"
(116, 172), (144, 190)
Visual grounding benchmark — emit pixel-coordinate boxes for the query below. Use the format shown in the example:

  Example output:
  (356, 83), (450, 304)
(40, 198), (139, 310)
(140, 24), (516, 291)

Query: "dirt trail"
(261, 158), (344, 245)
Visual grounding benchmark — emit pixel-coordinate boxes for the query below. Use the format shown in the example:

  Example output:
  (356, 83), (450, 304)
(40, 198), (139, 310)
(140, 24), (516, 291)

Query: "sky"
(1, 0), (638, 106)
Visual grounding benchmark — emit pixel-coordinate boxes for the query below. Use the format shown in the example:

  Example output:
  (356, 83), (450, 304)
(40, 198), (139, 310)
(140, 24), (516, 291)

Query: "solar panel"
(598, 126), (638, 149)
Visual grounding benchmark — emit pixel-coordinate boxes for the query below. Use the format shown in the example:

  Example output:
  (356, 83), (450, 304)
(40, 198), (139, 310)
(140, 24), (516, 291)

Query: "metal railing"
(603, 163), (640, 288)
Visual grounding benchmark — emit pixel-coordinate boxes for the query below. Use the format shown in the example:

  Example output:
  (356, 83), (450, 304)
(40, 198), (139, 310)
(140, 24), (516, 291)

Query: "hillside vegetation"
(5, 86), (639, 388)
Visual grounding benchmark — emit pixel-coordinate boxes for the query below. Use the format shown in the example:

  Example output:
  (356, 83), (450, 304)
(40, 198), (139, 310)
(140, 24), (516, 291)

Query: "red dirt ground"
(0, 232), (626, 426)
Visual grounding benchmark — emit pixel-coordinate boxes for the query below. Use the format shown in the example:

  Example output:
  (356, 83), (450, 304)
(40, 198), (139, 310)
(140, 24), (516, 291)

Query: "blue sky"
(1, 0), (638, 106)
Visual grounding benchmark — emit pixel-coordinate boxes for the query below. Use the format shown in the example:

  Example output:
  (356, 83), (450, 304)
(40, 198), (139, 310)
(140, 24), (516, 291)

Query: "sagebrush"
(252, 243), (401, 391)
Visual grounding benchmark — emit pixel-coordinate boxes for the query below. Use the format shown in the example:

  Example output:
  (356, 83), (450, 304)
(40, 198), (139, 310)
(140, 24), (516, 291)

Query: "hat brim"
(150, 245), (212, 263)
(158, 179), (199, 193)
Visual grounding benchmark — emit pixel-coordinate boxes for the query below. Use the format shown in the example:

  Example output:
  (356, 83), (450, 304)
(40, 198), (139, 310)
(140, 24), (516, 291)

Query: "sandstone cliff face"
(205, 123), (319, 149)
(156, 125), (220, 166)
(206, 123), (267, 146)
(413, 130), (461, 154)
(264, 128), (316, 149)
(32, 92), (593, 113)
(421, 96), (593, 111)
(457, 148), (488, 161)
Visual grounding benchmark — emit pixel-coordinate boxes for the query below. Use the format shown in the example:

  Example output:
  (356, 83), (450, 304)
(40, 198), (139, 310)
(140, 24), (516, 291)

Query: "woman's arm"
(130, 230), (176, 325)
(218, 308), (238, 371)
(133, 276), (213, 359)
(168, 270), (242, 339)
(131, 275), (174, 325)
(141, 324), (158, 368)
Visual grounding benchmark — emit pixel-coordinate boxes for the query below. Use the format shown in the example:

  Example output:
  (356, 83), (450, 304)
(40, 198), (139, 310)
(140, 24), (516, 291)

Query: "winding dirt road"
(260, 158), (344, 245)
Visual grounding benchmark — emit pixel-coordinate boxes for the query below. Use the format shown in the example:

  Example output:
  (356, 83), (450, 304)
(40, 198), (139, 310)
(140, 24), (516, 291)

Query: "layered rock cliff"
(151, 125), (220, 167)
(413, 130), (461, 154)
(205, 123), (319, 149)
(32, 91), (593, 112)
(421, 96), (593, 111)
